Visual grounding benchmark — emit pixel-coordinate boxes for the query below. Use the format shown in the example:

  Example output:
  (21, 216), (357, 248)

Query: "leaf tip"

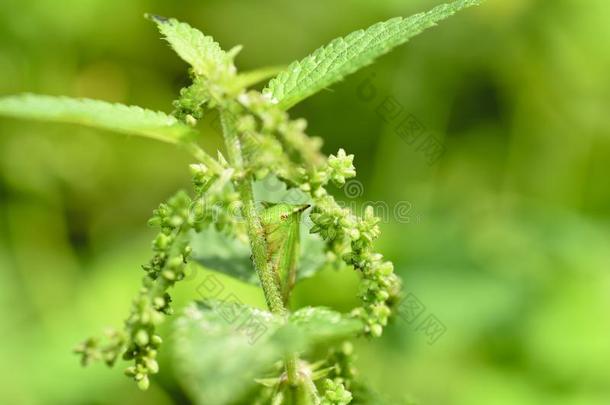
(145, 13), (169, 24)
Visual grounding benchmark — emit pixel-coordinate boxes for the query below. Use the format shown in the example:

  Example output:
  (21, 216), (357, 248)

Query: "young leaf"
(174, 301), (284, 405)
(0, 94), (196, 143)
(286, 307), (363, 345)
(175, 301), (361, 405)
(147, 14), (239, 81)
(264, 0), (483, 109)
(191, 228), (260, 285)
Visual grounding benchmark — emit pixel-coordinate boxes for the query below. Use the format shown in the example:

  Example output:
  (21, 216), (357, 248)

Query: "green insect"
(260, 203), (310, 305)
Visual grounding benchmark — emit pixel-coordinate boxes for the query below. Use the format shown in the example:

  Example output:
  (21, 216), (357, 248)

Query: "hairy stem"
(286, 352), (299, 387)
(184, 142), (224, 174)
(238, 179), (287, 314)
(220, 106), (307, 393)
(286, 353), (298, 382)
(219, 107), (286, 314)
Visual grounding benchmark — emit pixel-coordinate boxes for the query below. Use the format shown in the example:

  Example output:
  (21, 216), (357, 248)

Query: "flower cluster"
(308, 194), (400, 336)
(123, 191), (194, 388)
(326, 149), (356, 187)
(321, 379), (353, 405)
(172, 75), (209, 124)
(325, 342), (358, 390)
(75, 191), (195, 388)
(239, 91), (324, 170)
(190, 162), (247, 237)
(74, 329), (125, 367)
(75, 164), (251, 389)
(233, 91), (323, 185)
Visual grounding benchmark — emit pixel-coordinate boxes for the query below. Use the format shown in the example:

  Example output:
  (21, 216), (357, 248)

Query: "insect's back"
(260, 203), (309, 303)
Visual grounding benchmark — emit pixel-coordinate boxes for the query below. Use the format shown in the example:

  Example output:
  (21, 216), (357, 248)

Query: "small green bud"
(146, 358), (159, 374)
(341, 342), (354, 356)
(328, 148), (356, 186)
(189, 163), (209, 177)
(376, 290), (390, 301)
(135, 330), (149, 347)
(140, 310), (152, 325)
(162, 270), (176, 281)
(169, 215), (184, 227)
(300, 183), (312, 192)
(185, 114), (197, 126)
(167, 257), (183, 270)
(124, 366), (137, 377)
(147, 217), (162, 227)
(339, 216), (356, 228)
(373, 304), (391, 319)
(378, 262), (393, 276)
(153, 233), (171, 250)
(137, 375), (150, 391)
(370, 324), (383, 337)
(348, 228), (360, 240)
(151, 310), (165, 324)
(153, 297), (165, 309)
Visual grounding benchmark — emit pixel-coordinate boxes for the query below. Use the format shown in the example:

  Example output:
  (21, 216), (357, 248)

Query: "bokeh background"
(1, 0), (609, 404)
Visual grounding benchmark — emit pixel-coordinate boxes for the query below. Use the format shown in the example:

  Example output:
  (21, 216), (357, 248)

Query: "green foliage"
(0, 94), (196, 143)
(174, 301), (283, 405)
(174, 301), (361, 405)
(0, 2), (481, 403)
(264, 0), (483, 109)
(284, 306), (363, 344)
(147, 14), (240, 84)
(192, 227), (259, 284)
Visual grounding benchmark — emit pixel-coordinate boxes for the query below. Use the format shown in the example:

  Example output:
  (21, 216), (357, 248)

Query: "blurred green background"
(1, 0), (609, 404)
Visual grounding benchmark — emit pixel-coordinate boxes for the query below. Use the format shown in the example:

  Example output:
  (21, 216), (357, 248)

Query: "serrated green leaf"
(286, 307), (363, 344)
(147, 14), (239, 81)
(174, 301), (283, 405)
(191, 227), (258, 285)
(174, 301), (361, 405)
(0, 94), (196, 143)
(264, 0), (483, 109)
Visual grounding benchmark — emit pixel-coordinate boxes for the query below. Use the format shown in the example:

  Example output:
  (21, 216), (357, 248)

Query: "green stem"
(238, 178), (286, 314)
(184, 142), (224, 174)
(286, 352), (299, 386)
(220, 104), (304, 392)
(219, 107), (286, 314)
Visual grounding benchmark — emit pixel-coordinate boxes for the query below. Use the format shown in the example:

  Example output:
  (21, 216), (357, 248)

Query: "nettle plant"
(0, 1), (481, 403)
